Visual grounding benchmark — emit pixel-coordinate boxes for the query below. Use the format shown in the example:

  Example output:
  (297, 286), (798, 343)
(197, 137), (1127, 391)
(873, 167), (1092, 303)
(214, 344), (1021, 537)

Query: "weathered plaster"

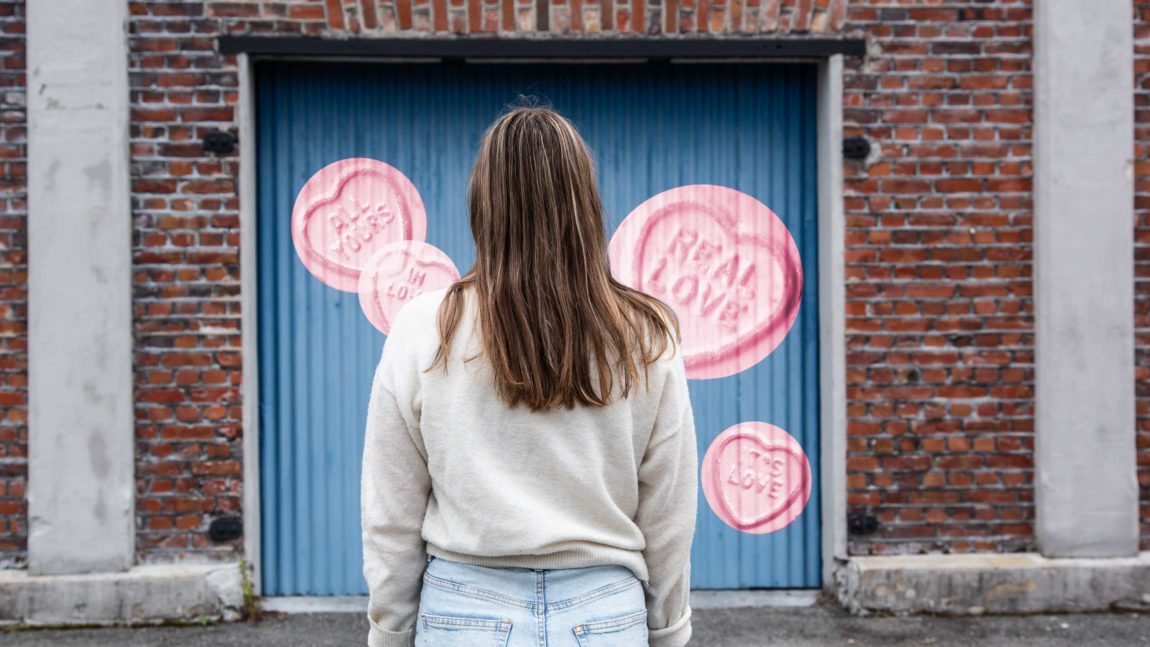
(26, 0), (134, 574)
(1033, 0), (1139, 557)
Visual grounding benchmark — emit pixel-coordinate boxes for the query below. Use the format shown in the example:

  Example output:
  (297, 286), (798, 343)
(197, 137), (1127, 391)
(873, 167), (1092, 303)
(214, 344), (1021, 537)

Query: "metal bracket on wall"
(842, 136), (870, 160)
(203, 130), (238, 155)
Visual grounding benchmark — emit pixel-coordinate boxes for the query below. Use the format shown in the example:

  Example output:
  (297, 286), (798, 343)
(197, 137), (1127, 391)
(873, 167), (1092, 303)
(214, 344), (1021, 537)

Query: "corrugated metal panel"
(256, 60), (820, 595)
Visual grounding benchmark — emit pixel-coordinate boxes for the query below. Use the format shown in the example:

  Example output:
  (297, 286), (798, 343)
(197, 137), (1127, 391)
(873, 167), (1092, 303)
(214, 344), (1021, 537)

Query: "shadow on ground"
(1, 606), (1148, 646)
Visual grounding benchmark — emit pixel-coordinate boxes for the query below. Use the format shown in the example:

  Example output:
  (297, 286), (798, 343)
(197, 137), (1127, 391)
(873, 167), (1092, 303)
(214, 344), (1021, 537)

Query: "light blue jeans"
(415, 554), (650, 647)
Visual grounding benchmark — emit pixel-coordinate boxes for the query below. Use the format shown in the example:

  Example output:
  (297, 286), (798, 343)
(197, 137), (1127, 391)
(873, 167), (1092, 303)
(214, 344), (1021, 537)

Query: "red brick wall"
(0, 0), (1136, 566)
(1136, 0), (1150, 551)
(130, 0), (1042, 561)
(130, 0), (245, 560)
(205, 0), (848, 35)
(0, 0), (23, 569)
(126, 0), (852, 562)
(842, 0), (1036, 555)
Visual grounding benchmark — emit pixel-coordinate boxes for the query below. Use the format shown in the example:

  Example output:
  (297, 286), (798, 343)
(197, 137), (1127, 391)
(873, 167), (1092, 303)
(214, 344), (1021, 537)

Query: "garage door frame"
(234, 41), (851, 597)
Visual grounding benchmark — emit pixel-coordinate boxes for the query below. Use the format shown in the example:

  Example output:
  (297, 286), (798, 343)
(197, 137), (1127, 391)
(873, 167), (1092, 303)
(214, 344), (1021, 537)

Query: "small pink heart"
(701, 422), (812, 534)
(358, 241), (460, 335)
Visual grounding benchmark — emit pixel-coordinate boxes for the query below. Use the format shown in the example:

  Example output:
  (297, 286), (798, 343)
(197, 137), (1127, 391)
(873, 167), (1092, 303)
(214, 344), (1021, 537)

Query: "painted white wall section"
(817, 54), (847, 587)
(1033, 0), (1138, 557)
(26, 0), (134, 573)
(238, 53), (263, 595)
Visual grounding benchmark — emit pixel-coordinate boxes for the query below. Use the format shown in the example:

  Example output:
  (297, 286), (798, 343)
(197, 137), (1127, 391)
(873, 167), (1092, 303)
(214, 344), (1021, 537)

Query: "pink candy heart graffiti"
(607, 184), (803, 380)
(701, 422), (812, 534)
(291, 157), (456, 334)
(292, 158), (428, 293)
(290, 165), (815, 535)
(358, 241), (461, 335)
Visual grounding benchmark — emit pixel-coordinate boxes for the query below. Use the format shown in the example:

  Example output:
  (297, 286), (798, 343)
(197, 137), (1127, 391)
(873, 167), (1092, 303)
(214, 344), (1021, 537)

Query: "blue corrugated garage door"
(256, 60), (820, 595)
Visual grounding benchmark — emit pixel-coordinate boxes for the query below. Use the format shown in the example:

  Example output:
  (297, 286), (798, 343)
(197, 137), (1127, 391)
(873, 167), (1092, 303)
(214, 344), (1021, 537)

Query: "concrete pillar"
(1033, 0), (1138, 557)
(26, 1), (134, 573)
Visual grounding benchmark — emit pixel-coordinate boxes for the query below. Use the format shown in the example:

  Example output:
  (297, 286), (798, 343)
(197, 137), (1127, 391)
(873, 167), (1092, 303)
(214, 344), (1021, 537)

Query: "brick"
(843, 0), (1045, 556)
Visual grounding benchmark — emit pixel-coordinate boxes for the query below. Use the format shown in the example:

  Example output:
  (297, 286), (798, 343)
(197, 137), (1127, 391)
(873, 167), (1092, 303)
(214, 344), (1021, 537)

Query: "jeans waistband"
(423, 554), (644, 612)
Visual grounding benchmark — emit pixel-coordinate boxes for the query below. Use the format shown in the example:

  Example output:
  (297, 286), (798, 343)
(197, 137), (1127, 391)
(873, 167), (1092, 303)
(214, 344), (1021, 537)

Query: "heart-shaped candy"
(358, 240), (460, 335)
(292, 158), (427, 292)
(608, 185), (802, 380)
(701, 421), (812, 534)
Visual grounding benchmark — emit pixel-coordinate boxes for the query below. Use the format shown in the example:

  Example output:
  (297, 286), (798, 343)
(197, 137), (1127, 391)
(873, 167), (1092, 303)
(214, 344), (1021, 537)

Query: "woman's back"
(364, 285), (697, 646)
(402, 286), (689, 567)
(361, 104), (698, 647)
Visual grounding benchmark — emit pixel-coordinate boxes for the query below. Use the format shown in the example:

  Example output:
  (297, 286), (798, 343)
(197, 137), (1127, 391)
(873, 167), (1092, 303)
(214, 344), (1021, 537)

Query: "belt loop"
(535, 569), (546, 618)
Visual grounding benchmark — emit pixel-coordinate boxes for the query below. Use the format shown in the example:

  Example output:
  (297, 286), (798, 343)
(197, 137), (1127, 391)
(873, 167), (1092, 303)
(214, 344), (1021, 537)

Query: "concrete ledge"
(260, 590), (821, 615)
(835, 552), (1150, 616)
(0, 562), (244, 626)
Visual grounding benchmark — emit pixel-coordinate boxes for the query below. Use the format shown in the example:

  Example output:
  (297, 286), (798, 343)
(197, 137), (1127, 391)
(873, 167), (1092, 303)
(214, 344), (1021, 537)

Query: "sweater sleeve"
(634, 346), (699, 647)
(361, 318), (432, 647)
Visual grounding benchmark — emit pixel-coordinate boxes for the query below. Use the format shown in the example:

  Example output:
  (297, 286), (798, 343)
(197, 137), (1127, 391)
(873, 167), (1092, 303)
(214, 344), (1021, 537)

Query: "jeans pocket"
(415, 612), (512, 647)
(571, 608), (648, 647)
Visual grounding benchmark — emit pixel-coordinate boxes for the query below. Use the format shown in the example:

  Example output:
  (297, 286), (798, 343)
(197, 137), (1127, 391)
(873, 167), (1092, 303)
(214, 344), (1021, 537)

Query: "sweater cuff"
(368, 623), (416, 647)
(649, 606), (692, 647)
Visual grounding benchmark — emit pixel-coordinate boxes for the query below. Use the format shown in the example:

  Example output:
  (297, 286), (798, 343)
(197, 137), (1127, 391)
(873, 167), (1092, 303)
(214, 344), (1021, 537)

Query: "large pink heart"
(608, 185), (802, 380)
(292, 158), (427, 293)
(701, 421), (812, 535)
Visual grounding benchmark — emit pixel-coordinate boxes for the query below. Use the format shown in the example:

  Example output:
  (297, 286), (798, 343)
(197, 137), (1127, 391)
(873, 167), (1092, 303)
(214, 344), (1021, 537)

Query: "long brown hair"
(427, 102), (680, 411)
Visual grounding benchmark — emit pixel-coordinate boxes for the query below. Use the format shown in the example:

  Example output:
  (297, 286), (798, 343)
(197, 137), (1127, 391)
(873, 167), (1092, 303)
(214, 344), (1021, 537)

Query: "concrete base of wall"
(835, 552), (1150, 616)
(0, 562), (245, 626)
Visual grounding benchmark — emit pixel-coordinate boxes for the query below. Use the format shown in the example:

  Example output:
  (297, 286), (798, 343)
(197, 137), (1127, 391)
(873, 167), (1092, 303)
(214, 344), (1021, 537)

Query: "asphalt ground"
(2, 606), (1148, 646)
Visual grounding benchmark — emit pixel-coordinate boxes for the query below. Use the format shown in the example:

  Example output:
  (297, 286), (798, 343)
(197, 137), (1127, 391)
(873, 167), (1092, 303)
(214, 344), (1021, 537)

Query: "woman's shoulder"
(404, 286), (451, 317)
(622, 321), (686, 401)
(639, 305), (686, 370)
(651, 333), (687, 379)
(390, 287), (452, 336)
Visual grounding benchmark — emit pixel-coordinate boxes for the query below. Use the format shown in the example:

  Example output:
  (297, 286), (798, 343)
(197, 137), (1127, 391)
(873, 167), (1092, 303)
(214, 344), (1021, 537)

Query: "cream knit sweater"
(361, 286), (699, 647)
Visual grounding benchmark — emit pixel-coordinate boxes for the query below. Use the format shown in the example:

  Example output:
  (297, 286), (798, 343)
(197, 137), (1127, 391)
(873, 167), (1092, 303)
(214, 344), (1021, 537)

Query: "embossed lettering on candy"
(358, 241), (460, 335)
(291, 158), (428, 292)
(607, 184), (803, 380)
(701, 422), (812, 535)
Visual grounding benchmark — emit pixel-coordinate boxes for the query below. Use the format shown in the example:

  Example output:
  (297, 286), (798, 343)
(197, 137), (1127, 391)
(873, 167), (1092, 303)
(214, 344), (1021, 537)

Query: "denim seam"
(581, 608), (648, 632)
(422, 571), (537, 610)
(419, 612), (512, 629)
(545, 575), (640, 612)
